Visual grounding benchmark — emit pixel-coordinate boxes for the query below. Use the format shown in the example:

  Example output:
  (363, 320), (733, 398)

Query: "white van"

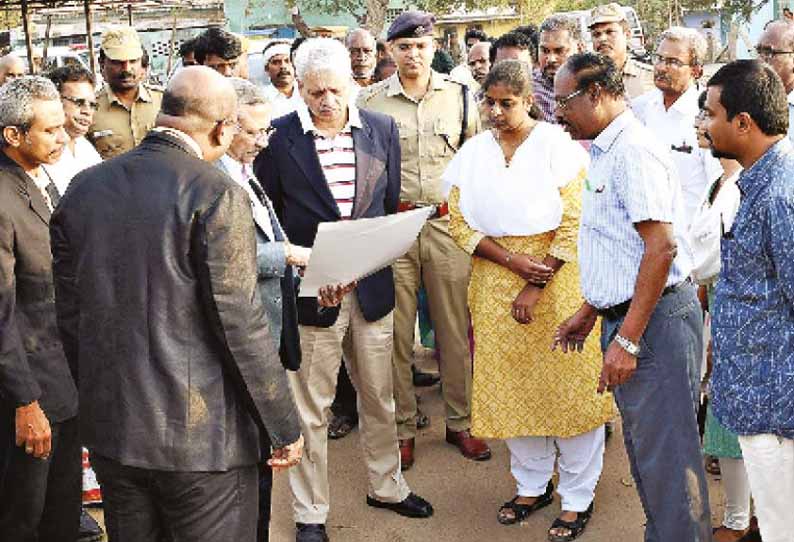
(555, 5), (646, 55)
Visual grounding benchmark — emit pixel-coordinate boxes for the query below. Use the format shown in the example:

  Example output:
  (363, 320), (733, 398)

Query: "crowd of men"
(0, 4), (793, 542)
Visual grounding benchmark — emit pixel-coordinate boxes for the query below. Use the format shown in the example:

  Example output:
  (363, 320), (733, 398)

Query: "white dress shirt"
(219, 154), (276, 241)
(42, 136), (102, 195)
(263, 84), (304, 121)
(632, 84), (723, 229)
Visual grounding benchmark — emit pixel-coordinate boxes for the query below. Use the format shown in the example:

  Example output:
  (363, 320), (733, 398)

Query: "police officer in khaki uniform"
(88, 26), (163, 159)
(358, 11), (491, 470)
(588, 3), (655, 99)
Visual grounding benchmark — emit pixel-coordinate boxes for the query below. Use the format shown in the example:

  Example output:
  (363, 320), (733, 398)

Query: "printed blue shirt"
(712, 138), (794, 439)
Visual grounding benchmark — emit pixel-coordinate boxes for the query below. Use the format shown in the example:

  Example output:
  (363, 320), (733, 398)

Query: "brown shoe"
(445, 428), (491, 461)
(399, 438), (415, 471)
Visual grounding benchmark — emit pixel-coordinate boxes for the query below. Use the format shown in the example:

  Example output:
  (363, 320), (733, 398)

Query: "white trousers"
(506, 426), (605, 513)
(719, 457), (751, 531)
(738, 434), (794, 542)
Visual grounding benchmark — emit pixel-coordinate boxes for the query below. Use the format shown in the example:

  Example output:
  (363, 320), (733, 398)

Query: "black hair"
(707, 59), (788, 136)
(194, 27), (242, 64)
(565, 52), (625, 98)
(289, 38), (305, 62)
(373, 56), (396, 82)
(46, 64), (95, 90)
(179, 37), (197, 58)
(490, 31), (532, 65)
(481, 59), (543, 120)
(464, 28), (488, 43)
(513, 24), (539, 63)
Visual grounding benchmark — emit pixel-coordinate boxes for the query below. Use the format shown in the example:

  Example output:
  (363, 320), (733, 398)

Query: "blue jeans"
(601, 284), (712, 542)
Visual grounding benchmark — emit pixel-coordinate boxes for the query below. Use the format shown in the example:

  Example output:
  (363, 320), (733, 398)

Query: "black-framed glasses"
(554, 88), (585, 110)
(755, 45), (794, 59)
(651, 54), (689, 68)
(61, 95), (98, 111)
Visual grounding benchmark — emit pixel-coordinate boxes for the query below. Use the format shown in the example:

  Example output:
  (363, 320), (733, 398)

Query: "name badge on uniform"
(93, 129), (114, 139)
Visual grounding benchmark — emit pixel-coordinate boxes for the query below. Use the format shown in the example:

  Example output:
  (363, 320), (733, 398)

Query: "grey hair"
(345, 28), (376, 49)
(229, 77), (268, 107)
(0, 76), (60, 147)
(658, 26), (708, 66)
(293, 37), (352, 81)
(539, 14), (583, 44)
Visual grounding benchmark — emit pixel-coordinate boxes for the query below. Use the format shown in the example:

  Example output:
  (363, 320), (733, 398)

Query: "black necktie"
(45, 179), (60, 208)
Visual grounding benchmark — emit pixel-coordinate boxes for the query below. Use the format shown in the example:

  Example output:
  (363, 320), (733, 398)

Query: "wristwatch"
(614, 334), (641, 356)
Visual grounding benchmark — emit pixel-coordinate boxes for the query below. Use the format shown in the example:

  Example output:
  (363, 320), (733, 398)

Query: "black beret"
(387, 11), (435, 41)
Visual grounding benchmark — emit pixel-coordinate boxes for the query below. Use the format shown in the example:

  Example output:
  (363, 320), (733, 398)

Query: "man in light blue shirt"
(553, 52), (711, 542)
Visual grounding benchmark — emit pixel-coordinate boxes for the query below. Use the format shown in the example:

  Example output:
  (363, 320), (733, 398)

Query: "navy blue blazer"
(254, 108), (401, 327)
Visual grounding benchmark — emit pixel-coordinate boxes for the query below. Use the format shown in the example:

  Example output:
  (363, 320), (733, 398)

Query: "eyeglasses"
(755, 46), (794, 59)
(61, 95), (98, 111)
(651, 54), (689, 68)
(554, 88), (585, 110)
(236, 124), (276, 142)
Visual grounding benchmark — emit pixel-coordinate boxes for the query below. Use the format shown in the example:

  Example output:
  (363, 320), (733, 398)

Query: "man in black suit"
(50, 66), (303, 542)
(255, 38), (432, 542)
(0, 76), (79, 541)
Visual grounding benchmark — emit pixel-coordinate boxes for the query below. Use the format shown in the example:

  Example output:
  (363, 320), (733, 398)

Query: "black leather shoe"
(296, 523), (329, 542)
(78, 508), (103, 542)
(366, 492), (434, 518)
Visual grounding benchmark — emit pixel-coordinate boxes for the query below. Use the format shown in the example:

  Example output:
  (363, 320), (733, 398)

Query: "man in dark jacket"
(51, 66), (303, 542)
(0, 76), (79, 541)
(255, 38), (432, 542)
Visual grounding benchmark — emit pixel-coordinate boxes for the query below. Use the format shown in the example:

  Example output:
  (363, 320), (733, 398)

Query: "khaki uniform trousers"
(288, 293), (410, 524)
(392, 217), (473, 440)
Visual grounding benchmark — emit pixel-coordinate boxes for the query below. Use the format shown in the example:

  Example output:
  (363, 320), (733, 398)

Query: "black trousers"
(0, 412), (81, 542)
(257, 464), (272, 542)
(92, 454), (258, 542)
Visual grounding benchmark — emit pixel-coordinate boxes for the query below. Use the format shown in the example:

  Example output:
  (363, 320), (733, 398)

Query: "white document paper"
(299, 207), (434, 297)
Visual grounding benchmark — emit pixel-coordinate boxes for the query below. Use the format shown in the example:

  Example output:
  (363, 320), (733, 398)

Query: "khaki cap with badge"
(100, 26), (143, 61)
(588, 3), (627, 28)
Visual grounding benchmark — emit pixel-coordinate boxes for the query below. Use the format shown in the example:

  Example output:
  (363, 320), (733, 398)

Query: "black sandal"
(328, 414), (357, 440)
(548, 502), (594, 542)
(497, 481), (554, 525)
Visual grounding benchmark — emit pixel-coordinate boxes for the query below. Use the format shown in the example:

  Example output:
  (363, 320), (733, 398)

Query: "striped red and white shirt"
(297, 103), (361, 218)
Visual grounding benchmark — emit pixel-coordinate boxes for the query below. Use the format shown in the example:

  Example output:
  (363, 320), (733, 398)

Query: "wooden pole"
(21, 0), (34, 74)
(43, 14), (52, 69)
(127, 3), (133, 26)
(166, 9), (177, 77)
(84, 0), (96, 79)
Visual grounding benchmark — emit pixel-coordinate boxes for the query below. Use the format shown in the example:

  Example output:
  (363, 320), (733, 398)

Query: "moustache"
(654, 74), (672, 84)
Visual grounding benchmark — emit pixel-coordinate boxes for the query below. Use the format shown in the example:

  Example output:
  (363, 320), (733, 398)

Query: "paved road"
(268, 383), (728, 542)
(89, 358), (729, 542)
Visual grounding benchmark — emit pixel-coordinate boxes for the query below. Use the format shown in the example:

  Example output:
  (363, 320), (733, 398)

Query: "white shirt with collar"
(788, 90), (794, 141)
(263, 84), (304, 121)
(219, 153), (276, 241)
(632, 84), (723, 229)
(150, 126), (203, 159)
(42, 136), (102, 195)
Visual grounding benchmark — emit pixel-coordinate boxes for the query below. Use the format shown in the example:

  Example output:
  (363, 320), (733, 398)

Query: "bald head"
(467, 42), (491, 84)
(0, 55), (26, 86)
(758, 20), (794, 93)
(158, 66), (238, 161)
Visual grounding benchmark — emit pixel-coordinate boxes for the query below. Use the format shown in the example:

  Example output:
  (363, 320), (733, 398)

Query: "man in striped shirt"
(256, 38), (433, 542)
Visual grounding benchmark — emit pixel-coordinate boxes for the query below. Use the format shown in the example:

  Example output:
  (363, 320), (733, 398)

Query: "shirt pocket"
(426, 117), (458, 159)
(395, 120), (417, 158)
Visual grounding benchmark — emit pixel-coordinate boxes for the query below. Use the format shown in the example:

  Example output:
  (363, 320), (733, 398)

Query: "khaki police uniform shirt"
(622, 58), (655, 100)
(88, 83), (163, 160)
(357, 70), (481, 205)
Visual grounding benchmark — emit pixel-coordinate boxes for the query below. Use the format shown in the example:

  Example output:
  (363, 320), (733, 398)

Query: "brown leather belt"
(398, 200), (449, 218)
